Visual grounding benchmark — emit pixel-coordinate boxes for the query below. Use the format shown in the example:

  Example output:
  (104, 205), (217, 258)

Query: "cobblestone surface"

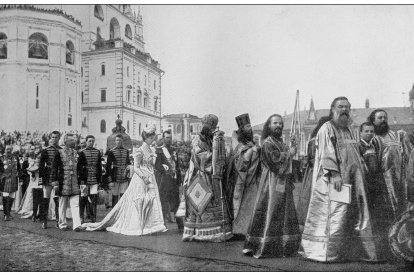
(0, 225), (269, 271)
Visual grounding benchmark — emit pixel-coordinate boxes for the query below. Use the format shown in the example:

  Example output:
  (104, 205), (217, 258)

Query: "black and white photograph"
(0, 1), (413, 272)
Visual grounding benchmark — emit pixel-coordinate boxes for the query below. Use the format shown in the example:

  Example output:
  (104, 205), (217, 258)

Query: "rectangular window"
(101, 89), (106, 102)
(101, 64), (105, 76)
(69, 97), (71, 113)
(68, 116), (72, 126)
(35, 84), (39, 109)
(127, 66), (129, 77)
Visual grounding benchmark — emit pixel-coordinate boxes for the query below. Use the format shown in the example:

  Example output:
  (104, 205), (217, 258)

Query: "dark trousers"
(158, 175), (180, 218)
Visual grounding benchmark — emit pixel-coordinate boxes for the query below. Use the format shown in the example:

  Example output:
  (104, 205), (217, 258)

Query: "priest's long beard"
(374, 122), (390, 136)
(332, 111), (351, 129)
(271, 128), (283, 139)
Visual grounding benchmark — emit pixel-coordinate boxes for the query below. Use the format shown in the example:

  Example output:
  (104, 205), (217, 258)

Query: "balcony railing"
(93, 39), (160, 69)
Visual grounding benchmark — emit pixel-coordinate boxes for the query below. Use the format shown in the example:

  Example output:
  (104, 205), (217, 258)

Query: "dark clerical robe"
(230, 142), (260, 235)
(243, 135), (300, 258)
(376, 132), (407, 218)
(301, 121), (385, 262)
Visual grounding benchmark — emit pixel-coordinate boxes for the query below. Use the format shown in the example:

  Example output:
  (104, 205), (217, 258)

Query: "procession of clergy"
(1, 95), (414, 263)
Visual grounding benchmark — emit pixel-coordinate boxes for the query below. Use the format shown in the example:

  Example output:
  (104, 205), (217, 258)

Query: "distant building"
(161, 113), (202, 142)
(0, 5), (82, 132)
(0, 5), (163, 149)
(252, 92), (414, 156)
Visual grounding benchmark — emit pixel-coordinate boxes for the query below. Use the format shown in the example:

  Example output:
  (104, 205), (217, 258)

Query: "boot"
(53, 197), (59, 227)
(112, 195), (119, 208)
(86, 197), (92, 221)
(3, 197), (10, 221)
(176, 217), (184, 232)
(79, 196), (87, 224)
(41, 198), (49, 229)
(90, 194), (98, 223)
(8, 197), (14, 219)
(32, 189), (42, 222)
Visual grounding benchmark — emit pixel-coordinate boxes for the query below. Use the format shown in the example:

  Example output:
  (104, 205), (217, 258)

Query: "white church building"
(0, 5), (163, 149)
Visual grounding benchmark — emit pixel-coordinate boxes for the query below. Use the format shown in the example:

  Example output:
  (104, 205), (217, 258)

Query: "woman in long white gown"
(17, 154), (63, 220)
(82, 126), (166, 236)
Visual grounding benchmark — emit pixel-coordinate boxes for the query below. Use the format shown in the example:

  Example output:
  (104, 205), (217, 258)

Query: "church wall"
(0, 8), (82, 132)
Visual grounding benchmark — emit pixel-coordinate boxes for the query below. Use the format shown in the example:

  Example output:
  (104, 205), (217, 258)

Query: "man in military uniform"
(0, 145), (21, 221)
(155, 130), (182, 229)
(53, 133), (84, 231)
(78, 135), (102, 223)
(105, 134), (130, 207)
(38, 131), (62, 229)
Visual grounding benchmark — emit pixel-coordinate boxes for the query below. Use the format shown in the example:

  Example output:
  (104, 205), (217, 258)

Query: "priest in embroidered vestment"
(243, 114), (300, 258)
(301, 97), (386, 262)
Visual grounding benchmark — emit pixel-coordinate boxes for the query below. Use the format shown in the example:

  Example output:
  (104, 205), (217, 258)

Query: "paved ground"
(0, 225), (266, 271)
(0, 182), (412, 272)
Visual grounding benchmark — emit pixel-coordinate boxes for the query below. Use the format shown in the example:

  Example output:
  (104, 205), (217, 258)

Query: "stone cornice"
(0, 14), (82, 36)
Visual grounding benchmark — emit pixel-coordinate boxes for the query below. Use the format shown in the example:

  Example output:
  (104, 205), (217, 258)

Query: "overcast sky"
(137, 5), (414, 134)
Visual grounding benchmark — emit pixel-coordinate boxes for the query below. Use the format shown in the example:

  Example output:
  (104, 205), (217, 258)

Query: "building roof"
(162, 113), (200, 119)
(252, 106), (414, 132)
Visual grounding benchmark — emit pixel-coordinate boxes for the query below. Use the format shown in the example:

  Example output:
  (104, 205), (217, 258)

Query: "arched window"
(66, 40), (74, 64)
(100, 120), (106, 133)
(101, 63), (105, 76)
(81, 91), (84, 104)
(190, 125), (193, 133)
(0, 33), (7, 59)
(67, 114), (72, 126)
(127, 89), (131, 102)
(94, 5), (104, 21)
(109, 18), (120, 40)
(125, 24), (132, 39)
(177, 125), (182, 134)
(127, 120), (130, 133)
(28, 32), (48, 59)
(68, 97), (71, 112)
(137, 89), (142, 106)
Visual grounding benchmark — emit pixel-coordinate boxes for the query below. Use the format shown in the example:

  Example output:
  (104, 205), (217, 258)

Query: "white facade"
(59, 4), (163, 149)
(30, 5), (163, 149)
(0, 7), (82, 132)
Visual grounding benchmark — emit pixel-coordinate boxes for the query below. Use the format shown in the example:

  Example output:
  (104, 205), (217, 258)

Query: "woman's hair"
(261, 114), (283, 140)
(141, 130), (156, 141)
